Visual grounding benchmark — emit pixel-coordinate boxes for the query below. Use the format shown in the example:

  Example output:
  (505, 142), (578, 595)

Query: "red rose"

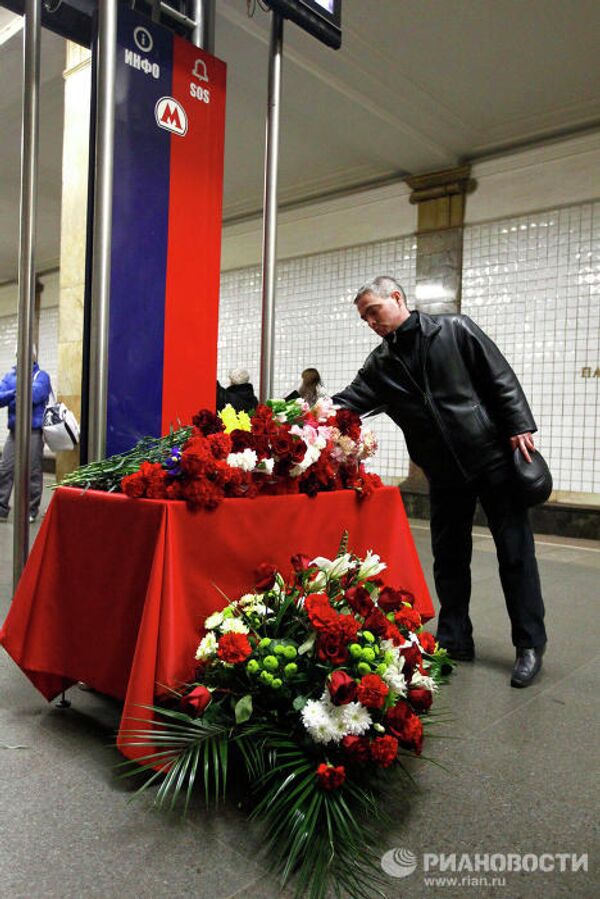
(255, 562), (277, 591)
(341, 735), (370, 764)
(384, 701), (411, 733)
(394, 606), (422, 632)
(356, 673), (389, 709)
(217, 632), (252, 664)
(271, 432), (294, 457)
(363, 607), (390, 638)
(377, 586), (405, 613)
(345, 586), (374, 618)
(370, 735), (398, 768)
(230, 429), (256, 453)
(290, 439), (307, 463)
(401, 644), (422, 673)
(328, 670), (358, 705)
(305, 594), (338, 630)
(291, 553), (312, 572)
(418, 631), (436, 654)
(408, 688), (433, 713)
(316, 763), (345, 791)
(180, 685), (212, 717)
(317, 630), (349, 666)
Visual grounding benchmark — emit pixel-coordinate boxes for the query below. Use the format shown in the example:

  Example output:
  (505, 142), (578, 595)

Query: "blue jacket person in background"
(0, 352), (51, 523)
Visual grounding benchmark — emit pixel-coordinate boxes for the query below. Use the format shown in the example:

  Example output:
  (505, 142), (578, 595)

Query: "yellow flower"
(218, 404), (252, 434)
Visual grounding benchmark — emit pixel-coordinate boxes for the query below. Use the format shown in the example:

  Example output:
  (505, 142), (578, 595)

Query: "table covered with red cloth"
(0, 485), (434, 761)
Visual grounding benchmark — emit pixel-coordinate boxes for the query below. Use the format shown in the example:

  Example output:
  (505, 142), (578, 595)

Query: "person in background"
(216, 368), (258, 414)
(286, 367), (324, 407)
(332, 275), (547, 689)
(0, 348), (51, 523)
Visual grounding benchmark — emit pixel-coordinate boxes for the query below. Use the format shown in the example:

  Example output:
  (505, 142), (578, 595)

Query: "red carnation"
(378, 586), (407, 613)
(316, 763), (346, 791)
(356, 471), (383, 498)
(356, 673), (389, 709)
(408, 687), (433, 713)
(385, 701), (423, 755)
(255, 562), (277, 592)
(335, 408), (362, 441)
(217, 632), (252, 664)
(121, 471), (146, 498)
(192, 409), (224, 435)
(370, 735), (398, 768)
(305, 594), (338, 630)
(341, 735), (370, 764)
(418, 631), (436, 654)
(345, 586), (374, 618)
(207, 431), (232, 460)
(328, 670), (358, 706)
(180, 685), (212, 717)
(394, 606), (422, 632)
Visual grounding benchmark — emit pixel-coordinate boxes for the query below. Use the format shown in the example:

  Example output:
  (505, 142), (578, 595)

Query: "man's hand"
(510, 432), (535, 463)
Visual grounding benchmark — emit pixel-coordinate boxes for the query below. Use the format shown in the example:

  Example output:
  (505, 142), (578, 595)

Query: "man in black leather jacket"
(333, 275), (547, 687)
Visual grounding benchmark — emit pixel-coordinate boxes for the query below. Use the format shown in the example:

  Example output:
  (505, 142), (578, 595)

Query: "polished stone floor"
(0, 480), (598, 898)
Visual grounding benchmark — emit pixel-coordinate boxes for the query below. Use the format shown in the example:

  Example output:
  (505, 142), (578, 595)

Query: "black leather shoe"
(510, 646), (545, 688)
(435, 638), (475, 662)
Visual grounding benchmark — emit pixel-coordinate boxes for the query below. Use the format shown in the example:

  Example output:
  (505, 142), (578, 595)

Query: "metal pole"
(259, 12), (283, 402)
(88, 0), (117, 461)
(190, 0), (215, 53)
(13, 0), (41, 589)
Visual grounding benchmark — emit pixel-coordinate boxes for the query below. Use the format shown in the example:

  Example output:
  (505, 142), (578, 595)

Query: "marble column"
(56, 42), (91, 481)
(401, 166), (476, 490)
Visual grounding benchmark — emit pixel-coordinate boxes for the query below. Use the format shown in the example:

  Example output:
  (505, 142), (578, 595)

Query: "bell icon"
(192, 59), (208, 82)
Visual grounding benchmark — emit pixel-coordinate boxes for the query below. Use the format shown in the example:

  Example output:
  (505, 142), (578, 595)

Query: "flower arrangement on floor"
(61, 397), (383, 511)
(120, 541), (453, 898)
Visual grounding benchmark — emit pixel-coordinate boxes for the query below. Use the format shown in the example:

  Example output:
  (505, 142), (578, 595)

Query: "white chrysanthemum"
(383, 665), (408, 696)
(220, 618), (250, 635)
(256, 458), (274, 475)
(358, 551), (386, 580)
(226, 449), (258, 471)
(301, 699), (337, 744)
(239, 593), (262, 607)
(409, 669), (438, 693)
(339, 702), (372, 736)
(204, 611), (224, 630)
(195, 631), (217, 660)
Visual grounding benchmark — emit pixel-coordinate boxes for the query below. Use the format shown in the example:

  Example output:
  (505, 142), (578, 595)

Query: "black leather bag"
(512, 448), (553, 507)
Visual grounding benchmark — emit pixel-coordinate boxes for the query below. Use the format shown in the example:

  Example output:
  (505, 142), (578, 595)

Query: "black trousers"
(430, 471), (547, 650)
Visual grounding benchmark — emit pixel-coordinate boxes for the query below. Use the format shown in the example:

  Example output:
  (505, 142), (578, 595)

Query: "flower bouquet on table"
(119, 541), (454, 899)
(60, 397), (383, 511)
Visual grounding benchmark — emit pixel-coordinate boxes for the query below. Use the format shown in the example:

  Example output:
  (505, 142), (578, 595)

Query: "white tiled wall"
(218, 237), (417, 481)
(0, 307), (59, 435)
(462, 201), (600, 494)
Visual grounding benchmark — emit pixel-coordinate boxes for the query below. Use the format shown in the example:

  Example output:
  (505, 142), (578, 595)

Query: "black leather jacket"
(333, 312), (537, 484)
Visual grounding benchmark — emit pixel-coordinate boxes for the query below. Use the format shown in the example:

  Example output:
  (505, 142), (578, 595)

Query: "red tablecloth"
(0, 486), (434, 761)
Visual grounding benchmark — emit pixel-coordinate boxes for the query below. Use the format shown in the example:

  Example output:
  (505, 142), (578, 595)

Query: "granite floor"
(0, 480), (598, 899)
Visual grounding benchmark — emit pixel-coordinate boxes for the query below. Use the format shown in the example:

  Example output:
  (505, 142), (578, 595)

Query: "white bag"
(42, 391), (80, 452)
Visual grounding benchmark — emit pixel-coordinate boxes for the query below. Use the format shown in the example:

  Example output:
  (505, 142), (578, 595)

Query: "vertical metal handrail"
(88, 0), (117, 462)
(190, 0), (215, 53)
(259, 12), (283, 402)
(13, 0), (41, 590)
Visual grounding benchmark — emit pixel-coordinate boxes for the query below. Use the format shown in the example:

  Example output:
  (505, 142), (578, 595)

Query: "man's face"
(356, 290), (407, 337)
